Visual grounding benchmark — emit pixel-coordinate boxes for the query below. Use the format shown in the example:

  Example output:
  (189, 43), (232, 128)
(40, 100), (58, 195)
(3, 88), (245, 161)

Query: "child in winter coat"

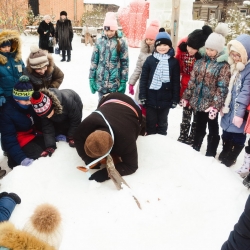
(139, 28), (180, 135)
(0, 30), (25, 105)
(219, 34), (250, 168)
(24, 45), (64, 91)
(30, 88), (83, 150)
(0, 192), (21, 222)
(89, 12), (129, 100)
(0, 76), (47, 168)
(128, 20), (160, 108)
(182, 23), (230, 157)
(176, 25), (212, 145)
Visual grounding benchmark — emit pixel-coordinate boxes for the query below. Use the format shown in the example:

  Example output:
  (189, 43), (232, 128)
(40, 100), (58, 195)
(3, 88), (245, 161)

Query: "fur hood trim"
(0, 29), (22, 65)
(199, 46), (229, 62)
(26, 53), (54, 75)
(0, 221), (55, 250)
(140, 40), (155, 54)
(40, 88), (63, 115)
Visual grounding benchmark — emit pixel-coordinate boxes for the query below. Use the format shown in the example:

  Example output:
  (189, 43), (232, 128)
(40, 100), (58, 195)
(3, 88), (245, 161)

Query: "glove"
(40, 147), (55, 157)
(233, 116), (243, 128)
(129, 84), (134, 95)
(56, 134), (67, 142)
(21, 158), (34, 166)
(89, 78), (98, 94)
(205, 107), (218, 120)
(140, 99), (147, 107)
(67, 137), (75, 147)
(180, 99), (189, 108)
(172, 102), (177, 109)
(0, 96), (6, 106)
(118, 80), (126, 94)
(89, 168), (109, 182)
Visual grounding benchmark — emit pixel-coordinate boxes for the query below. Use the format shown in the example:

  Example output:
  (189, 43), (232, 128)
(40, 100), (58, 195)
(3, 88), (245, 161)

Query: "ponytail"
(115, 31), (121, 53)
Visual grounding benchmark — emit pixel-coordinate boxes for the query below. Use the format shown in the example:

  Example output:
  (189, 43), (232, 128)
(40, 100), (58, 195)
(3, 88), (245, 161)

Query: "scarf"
(150, 52), (170, 90)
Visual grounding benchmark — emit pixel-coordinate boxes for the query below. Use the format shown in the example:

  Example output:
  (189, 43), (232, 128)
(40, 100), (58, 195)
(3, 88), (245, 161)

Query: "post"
(171, 0), (180, 50)
(74, 0), (77, 22)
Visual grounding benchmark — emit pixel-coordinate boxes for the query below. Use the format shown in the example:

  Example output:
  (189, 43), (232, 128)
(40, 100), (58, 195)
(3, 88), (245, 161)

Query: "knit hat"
(103, 12), (118, 31)
(30, 91), (54, 118)
(13, 75), (33, 100)
(187, 25), (213, 50)
(0, 40), (12, 48)
(84, 130), (113, 158)
(144, 20), (160, 40)
(28, 45), (49, 69)
(60, 11), (67, 16)
(23, 203), (62, 249)
(205, 23), (228, 53)
(155, 28), (172, 48)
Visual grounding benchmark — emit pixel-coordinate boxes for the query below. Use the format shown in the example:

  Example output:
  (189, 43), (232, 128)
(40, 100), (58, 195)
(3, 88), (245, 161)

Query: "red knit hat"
(30, 91), (53, 118)
(144, 20), (160, 40)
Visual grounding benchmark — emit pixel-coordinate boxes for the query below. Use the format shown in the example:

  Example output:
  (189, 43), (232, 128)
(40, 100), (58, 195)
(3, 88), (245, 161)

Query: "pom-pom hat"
(13, 75), (33, 100)
(144, 20), (160, 40)
(28, 45), (49, 69)
(155, 28), (172, 48)
(103, 12), (118, 31)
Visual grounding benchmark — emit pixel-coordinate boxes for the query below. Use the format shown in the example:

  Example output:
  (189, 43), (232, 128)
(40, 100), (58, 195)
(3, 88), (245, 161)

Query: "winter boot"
(67, 50), (71, 62)
(61, 50), (66, 62)
(237, 152), (250, 177)
(185, 122), (196, 145)
(218, 139), (233, 161)
(221, 144), (244, 167)
(243, 173), (250, 188)
(177, 123), (190, 143)
(205, 135), (220, 157)
(192, 133), (205, 152)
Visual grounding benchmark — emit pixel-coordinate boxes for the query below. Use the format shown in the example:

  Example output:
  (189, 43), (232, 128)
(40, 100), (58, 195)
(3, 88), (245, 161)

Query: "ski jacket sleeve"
(139, 57), (150, 100)
(89, 43), (100, 80)
(128, 53), (144, 86)
(119, 39), (129, 81)
(50, 64), (64, 89)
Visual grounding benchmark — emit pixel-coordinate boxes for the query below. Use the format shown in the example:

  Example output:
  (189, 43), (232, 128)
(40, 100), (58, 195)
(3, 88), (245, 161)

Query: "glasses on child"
(230, 52), (241, 59)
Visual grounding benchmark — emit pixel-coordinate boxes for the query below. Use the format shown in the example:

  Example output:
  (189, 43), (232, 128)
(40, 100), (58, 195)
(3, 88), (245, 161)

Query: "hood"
(199, 46), (229, 63)
(140, 40), (155, 54)
(0, 29), (22, 65)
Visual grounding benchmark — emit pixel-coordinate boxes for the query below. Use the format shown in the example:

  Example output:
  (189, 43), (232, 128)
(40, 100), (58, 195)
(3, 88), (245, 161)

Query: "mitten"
(181, 99), (189, 108)
(172, 102), (177, 109)
(40, 147), (55, 157)
(67, 137), (75, 147)
(89, 168), (109, 182)
(140, 99), (147, 107)
(21, 158), (34, 166)
(89, 78), (98, 94)
(233, 116), (243, 128)
(55, 134), (67, 142)
(0, 192), (8, 199)
(205, 107), (218, 120)
(0, 96), (6, 106)
(118, 80), (126, 94)
(8, 193), (21, 204)
(129, 84), (134, 95)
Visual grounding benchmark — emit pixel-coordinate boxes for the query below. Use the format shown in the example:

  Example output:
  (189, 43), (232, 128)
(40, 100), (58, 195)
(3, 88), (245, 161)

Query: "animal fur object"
(85, 32), (93, 46)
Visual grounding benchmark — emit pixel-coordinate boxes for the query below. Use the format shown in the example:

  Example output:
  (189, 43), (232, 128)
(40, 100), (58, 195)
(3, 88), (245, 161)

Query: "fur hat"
(187, 25), (213, 50)
(23, 203), (62, 249)
(205, 23), (228, 53)
(0, 40), (12, 48)
(13, 75), (33, 100)
(30, 91), (54, 117)
(144, 20), (160, 40)
(103, 12), (118, 31)
(84, 130), (113, 158)
(60, 11), (67, 16)
(155, 28), (172, 48)
(28, 45), (49, 69)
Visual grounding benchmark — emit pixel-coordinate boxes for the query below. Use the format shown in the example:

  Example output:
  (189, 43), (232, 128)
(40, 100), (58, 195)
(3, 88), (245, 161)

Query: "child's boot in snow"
(221, 144), (244, 167)
(243, 173), (250, 188)
(218, 139), (232, 161)
(205, 135), (220, 157)
(237, 152), (250, 177)
(185, 122), (196, 145)
(192, 133), (205, 152)
(177, 123), (190, 143)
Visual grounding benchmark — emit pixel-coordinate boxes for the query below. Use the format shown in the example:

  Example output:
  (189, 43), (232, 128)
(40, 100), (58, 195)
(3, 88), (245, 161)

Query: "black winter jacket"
(40, 88), (83, 148)
(139, 54), (180, 109)
(55, 19), (73, 50)
(221, 195), (250, 250)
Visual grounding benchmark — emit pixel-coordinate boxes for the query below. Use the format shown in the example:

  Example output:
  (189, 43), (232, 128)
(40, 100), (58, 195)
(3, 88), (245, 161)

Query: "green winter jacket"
(89, 31), (129, 94)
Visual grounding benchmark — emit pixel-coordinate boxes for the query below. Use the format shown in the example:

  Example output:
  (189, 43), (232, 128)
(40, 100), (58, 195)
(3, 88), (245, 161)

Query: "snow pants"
(0, 196), (16, 222)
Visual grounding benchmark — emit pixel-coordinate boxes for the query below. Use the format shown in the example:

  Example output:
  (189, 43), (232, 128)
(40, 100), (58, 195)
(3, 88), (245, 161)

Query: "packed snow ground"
(0, 34), (249, 250)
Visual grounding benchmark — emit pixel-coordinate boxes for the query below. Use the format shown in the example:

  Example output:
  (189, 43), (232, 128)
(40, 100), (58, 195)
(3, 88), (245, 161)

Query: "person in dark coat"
(55, 11), (73, 62)
(0, 76), (47, 168)
(74, 92), (145, 183)
(30, 88), (83, 150)
(37, 15), (55, 53)
(139, 28), (180, 135)
(24, 45), (64, 91)
(221, 195), (250, 250)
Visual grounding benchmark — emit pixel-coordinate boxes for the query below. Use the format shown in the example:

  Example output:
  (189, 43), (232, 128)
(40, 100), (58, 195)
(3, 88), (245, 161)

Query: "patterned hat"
(28, 45), (49, 69)
(13, 75), (33, 100)
(30, 91), (53, 118)
(155, 28), (172, 48)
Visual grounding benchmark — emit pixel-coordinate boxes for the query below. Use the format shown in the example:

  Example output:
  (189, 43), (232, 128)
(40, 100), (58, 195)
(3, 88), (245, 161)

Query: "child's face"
(35, 66), (48, 75)
(156, 44), (170, 54)
(145, 38), (155, 46)
(187, 45), (198, 56)
(104, 30), (116, 38)
(230, 51), (242, 63)
(0, 45), (11, 53)
(47, 109), (54, 118)
(15, 99), (31, 105)
(206, 48), (217, 58)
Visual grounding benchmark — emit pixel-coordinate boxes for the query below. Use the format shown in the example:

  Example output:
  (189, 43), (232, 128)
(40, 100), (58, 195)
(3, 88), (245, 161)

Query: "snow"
(0, 34), (249, 250)
(84, 0), (130, 7)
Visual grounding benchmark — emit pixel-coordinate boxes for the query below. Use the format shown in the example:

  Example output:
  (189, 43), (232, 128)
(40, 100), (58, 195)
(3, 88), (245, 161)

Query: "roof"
(84, 0), (130, 6)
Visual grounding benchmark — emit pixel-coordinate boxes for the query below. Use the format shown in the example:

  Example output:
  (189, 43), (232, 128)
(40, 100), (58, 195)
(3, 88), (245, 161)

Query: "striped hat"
(30, 91), (53, 117)
(13, 75), (33, 100)
(28, 45), (49, 69)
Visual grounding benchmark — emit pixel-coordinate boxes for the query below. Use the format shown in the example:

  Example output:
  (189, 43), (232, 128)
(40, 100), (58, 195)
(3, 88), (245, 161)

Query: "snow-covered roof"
(84, 0), (129, 6)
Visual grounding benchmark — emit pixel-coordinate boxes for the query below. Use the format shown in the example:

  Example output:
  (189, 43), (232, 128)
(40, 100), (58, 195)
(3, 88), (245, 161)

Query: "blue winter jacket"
(221, 63), (250, 133)
(0, 51), (25, 98)
(0, 98), (41, 165)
